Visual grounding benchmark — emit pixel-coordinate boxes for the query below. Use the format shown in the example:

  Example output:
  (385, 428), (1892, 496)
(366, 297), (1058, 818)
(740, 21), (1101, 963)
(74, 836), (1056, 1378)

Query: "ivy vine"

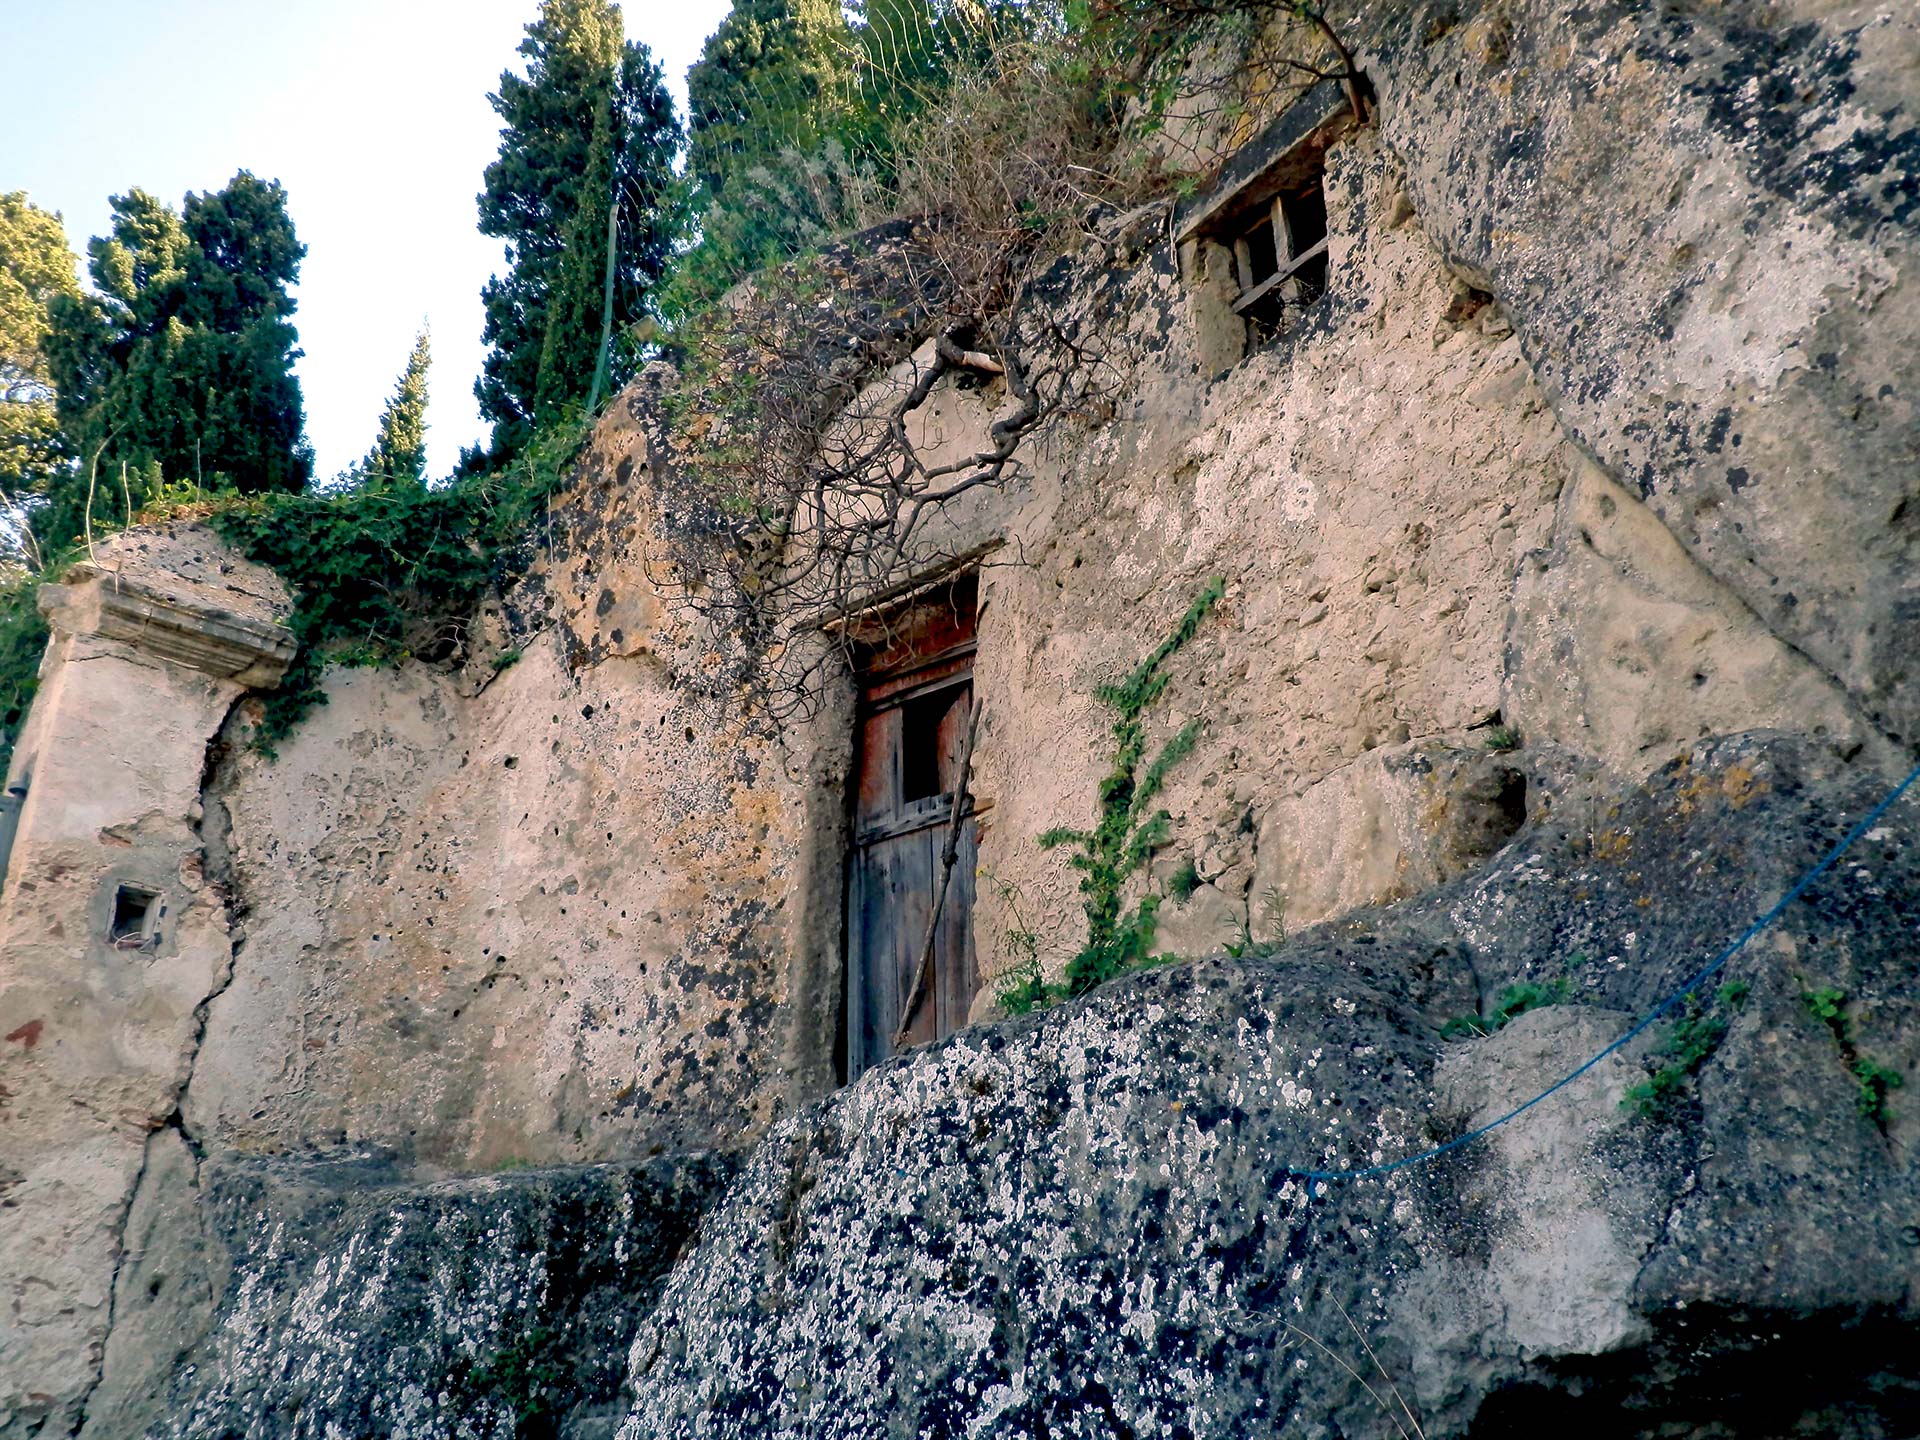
(1001, 574), (1225, 1014)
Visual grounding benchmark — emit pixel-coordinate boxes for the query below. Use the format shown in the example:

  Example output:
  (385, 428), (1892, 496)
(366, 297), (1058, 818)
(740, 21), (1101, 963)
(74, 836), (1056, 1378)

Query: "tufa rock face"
(127, 1154), (731, 1440)
(1, 0), (1915, 1432)
(1361, 0), (1920, 743)
(616, 736), (1920, 1438)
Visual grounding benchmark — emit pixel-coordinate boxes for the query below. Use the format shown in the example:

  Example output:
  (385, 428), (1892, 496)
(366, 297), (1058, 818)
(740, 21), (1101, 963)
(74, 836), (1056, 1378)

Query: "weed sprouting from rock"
(1623, 980), (1749, 1119)
(1800, 985), (1904, 1126)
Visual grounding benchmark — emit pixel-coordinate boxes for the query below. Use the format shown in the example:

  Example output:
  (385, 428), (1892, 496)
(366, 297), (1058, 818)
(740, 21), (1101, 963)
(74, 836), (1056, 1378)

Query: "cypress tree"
(532, 98), (614, 421)
(473, 0), (678, 465)
(685, 0), (853, 197)
(357, 328), (431, 490)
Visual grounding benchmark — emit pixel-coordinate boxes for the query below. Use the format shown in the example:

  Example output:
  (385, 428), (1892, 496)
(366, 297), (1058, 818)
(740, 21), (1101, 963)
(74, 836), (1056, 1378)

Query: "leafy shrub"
(210, 413), (592, 751)
(0, 574), (50, 774)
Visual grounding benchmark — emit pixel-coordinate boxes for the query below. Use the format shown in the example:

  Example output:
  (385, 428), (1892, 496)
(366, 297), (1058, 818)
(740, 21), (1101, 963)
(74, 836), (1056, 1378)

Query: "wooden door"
(846, 589), (979, 1080)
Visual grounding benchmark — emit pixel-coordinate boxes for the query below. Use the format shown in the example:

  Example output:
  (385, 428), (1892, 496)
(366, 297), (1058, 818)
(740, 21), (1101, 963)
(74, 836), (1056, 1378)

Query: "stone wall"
(186, 620), (843, 1170)
(2, 0), (1915, 1432)
(0, 529), (292, 1438)
(959, 122), (1881, 993)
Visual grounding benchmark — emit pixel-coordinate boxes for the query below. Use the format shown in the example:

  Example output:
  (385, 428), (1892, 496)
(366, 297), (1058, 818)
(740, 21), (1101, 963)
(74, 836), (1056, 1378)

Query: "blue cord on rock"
(1286, 760), (1920, 1190)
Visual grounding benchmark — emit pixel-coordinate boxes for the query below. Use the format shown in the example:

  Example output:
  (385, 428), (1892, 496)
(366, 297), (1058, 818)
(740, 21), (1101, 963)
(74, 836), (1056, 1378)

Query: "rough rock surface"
(0, 526), (293, 1440)
(3, 0), (1916, 1433)
(127, 1155), (730, 1440)
(1360, 0), (1920, 742)
(617, 737), (1920, 1438)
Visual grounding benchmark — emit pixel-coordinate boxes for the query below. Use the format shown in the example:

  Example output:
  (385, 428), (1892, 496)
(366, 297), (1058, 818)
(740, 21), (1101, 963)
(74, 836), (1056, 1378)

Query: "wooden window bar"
(1231, 235), (1330, 315)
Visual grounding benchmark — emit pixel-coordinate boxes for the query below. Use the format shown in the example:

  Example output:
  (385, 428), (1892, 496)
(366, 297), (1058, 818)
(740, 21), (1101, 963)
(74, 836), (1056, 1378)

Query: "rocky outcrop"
(111, 739), (1918, 1438)
(1359, 0), (1920, 744)
(116, 1154), (730, 1440)
(617, 736), (1919, 1437)
(3, 0), (1914, 1433)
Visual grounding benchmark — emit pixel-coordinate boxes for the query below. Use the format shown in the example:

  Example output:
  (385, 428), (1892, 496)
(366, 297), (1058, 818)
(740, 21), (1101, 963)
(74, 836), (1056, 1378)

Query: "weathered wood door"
(846, 587), (979, 1080)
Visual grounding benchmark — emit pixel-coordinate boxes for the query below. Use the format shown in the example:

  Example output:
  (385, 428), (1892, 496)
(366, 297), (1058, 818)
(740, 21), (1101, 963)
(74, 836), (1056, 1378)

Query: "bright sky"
(5, 0), (733, 481)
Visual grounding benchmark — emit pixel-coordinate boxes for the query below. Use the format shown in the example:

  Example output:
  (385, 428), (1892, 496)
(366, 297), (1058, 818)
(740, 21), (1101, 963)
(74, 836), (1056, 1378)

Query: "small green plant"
(995, 952), (1052, 1017)
(1439, 976), (1571, 1040)
(1800, 985), (1846, 1026)
(1624, 980), (1750, 1118)
(491, 647), (524, 672)
(982, 871), (1052, 1017)
(1851, 1056), (1906, 1124)
(1799, 985), (1904, 1125)
(1166, 856), (1202, 904)
(451, 1323), (568, 1438)
(1482, 724), (1520, 752)
(1014, 576), (1224, 1013)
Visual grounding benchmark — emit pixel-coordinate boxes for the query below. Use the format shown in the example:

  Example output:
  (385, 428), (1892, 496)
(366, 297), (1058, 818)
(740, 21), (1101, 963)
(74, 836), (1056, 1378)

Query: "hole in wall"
(109, 886), (158, 948)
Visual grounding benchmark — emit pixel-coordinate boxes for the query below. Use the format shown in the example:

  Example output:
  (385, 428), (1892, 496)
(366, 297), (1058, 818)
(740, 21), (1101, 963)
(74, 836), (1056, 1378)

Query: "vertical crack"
(69, 697), (250, 1436)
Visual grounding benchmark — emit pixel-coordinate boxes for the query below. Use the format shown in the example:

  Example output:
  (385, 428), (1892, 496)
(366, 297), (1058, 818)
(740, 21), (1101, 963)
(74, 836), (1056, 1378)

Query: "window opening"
(1279, 178), (1329, 300)
(1235, 215), (1280, 292)
(899, 686), (962, 805)
(110, 886), (158, 949)
(1231, 168), (1330, 337)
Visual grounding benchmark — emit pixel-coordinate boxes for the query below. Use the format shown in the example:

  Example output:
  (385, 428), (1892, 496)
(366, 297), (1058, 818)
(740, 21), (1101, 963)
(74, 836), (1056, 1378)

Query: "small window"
(1279, 178), (1329, 298)
(1231, 168), (1330, 337)
(110, 886), (158, 949)
(1235, 215), (1280, 292)
(899, 687), (963, 805)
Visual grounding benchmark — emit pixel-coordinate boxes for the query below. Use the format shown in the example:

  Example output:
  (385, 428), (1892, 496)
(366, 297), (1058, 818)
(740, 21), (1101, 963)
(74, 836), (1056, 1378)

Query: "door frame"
(840, 574), (981, 1081)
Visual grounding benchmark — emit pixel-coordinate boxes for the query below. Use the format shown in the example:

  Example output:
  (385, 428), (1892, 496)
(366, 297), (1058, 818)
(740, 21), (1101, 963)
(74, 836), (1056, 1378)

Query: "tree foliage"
(685, 0), (854, 197)
(351, 327), (432, 490)
(473, 0), (678, 464)
(39, 173), (311, 551)
(665, 0), (1015, 322)
(0, 193), (82, 536)
(213, 415), (593, 751)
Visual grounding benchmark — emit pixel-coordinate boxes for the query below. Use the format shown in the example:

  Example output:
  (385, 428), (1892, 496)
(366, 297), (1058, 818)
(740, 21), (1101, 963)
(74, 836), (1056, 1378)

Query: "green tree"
(473, 0), (678, 465)
(663, 0), (1019, 321)
(685, 0), (853, 197)
(533, 98), (616, 420)
(40, 173), (311, 549)
(353, 327), (431, 489)
(0, 193), (83, 549)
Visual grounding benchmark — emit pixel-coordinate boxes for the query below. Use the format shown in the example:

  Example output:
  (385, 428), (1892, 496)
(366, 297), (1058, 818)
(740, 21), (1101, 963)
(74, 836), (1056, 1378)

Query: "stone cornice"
(39, 562), (297, 688)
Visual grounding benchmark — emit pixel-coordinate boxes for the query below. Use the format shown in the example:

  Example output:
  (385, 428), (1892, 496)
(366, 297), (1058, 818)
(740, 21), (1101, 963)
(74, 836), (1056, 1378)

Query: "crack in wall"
(67, 696), (251, 1439)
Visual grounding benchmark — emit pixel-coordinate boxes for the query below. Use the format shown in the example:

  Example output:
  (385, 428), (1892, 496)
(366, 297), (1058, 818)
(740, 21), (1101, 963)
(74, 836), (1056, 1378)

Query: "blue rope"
(1287, 759), (1920, 1189)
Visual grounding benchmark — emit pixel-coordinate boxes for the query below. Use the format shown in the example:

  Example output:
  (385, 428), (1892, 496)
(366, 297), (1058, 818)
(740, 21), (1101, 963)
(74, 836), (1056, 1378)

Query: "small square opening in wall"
(110, 886), (158, 949)
(1174, 78), (1360, 365)
(899, 691), (946, 804)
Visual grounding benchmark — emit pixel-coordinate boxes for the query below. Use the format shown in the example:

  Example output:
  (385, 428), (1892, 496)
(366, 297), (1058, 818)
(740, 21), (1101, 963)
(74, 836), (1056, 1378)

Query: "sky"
(4, 0), (733, 481)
